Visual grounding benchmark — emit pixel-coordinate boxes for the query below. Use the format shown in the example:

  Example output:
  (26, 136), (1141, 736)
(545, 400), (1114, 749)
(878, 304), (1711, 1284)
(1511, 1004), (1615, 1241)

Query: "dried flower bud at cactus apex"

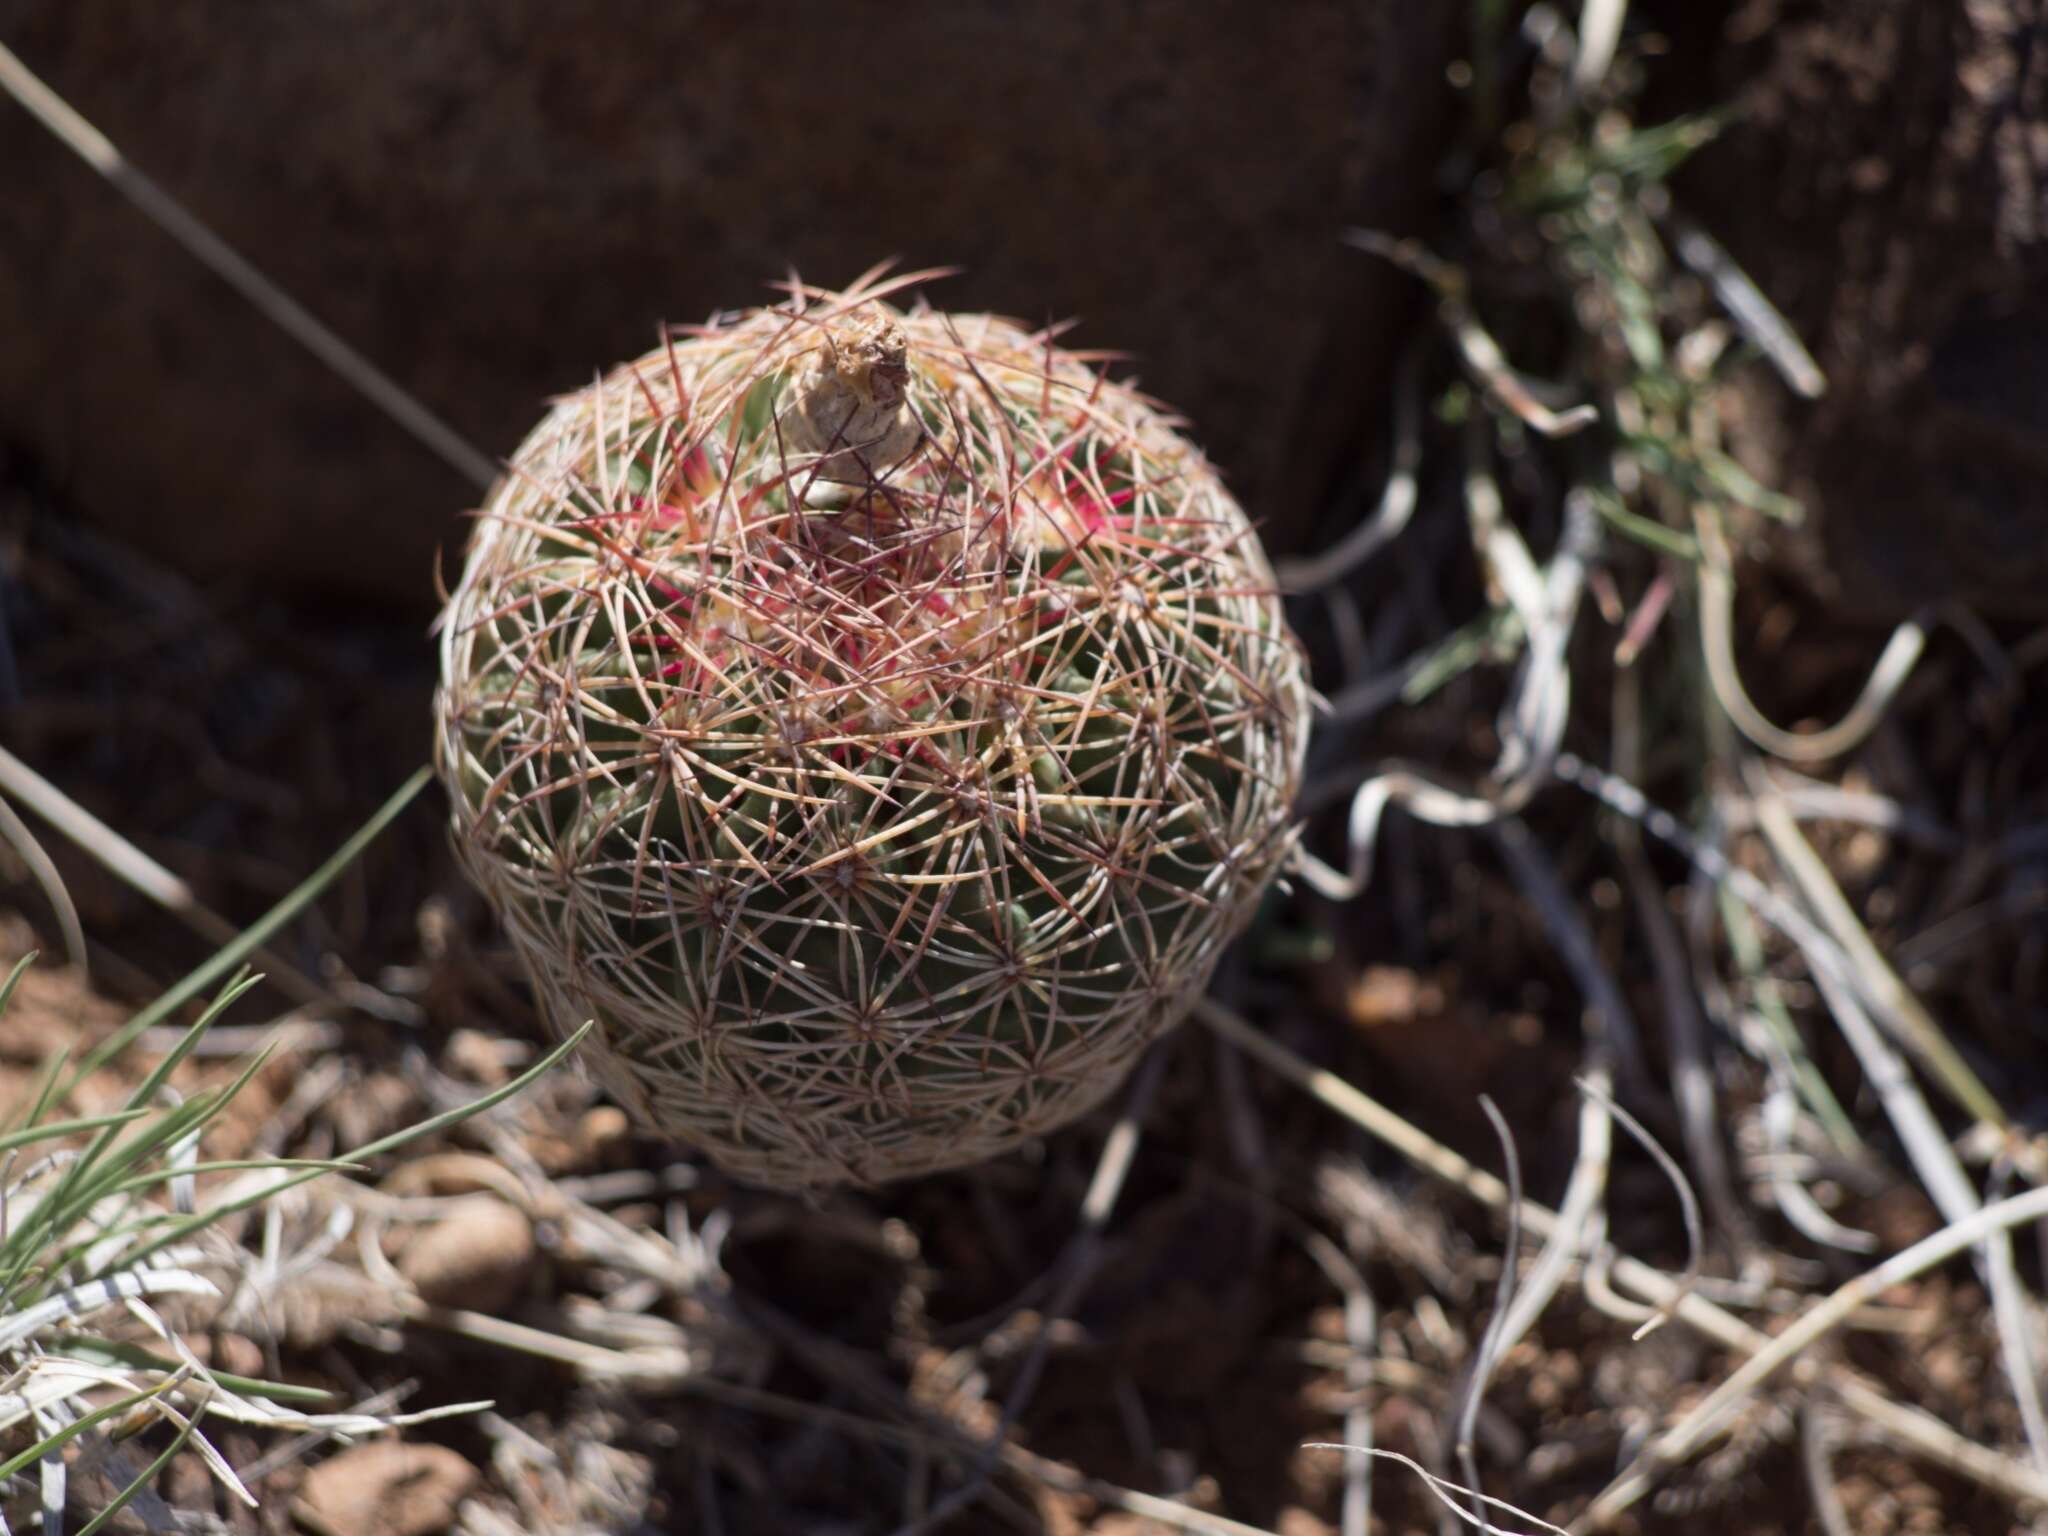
(782, 311), (921, 484)
(433, 273), (1310, 1189)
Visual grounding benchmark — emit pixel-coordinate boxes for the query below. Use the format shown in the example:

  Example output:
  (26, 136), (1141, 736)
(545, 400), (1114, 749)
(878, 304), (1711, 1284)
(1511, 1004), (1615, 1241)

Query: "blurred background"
(5, 3), (2043, 625)
(0, 1), (1453, 610)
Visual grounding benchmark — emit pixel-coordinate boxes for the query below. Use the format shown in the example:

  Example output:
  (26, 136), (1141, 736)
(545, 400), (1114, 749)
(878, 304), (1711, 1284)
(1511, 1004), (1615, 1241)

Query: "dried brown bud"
(782, 312), (922, 483)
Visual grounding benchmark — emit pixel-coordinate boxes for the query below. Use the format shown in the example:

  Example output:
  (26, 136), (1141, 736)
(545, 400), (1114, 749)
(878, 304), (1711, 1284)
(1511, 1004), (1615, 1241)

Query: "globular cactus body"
(435, 275), (1308, 1188)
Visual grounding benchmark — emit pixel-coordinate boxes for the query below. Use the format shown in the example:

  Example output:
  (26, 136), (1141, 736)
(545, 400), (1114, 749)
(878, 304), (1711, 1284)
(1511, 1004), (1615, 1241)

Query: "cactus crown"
(434, 273), (1308, 1187)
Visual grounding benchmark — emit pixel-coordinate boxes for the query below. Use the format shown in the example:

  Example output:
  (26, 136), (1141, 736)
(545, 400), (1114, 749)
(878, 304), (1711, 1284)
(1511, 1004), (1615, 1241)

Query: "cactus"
(433, 273), (1309, 1188)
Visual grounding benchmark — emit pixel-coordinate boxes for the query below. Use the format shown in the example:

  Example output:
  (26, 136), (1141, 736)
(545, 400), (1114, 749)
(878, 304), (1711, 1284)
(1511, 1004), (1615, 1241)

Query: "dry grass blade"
(1278, 338), (1425, 592)
(1343, 232), (1598, 438)
(1302, 1446), (1569, 1536)
(1695, 513), (1927, 766)
(1293, 453), (1600, 906)
(1293, 768), (1500, 901)
(1578, 1184), (2048, 1529)
(1799, 1402), (1856, 1536)
(1455, 1096), (1524, 1530)
(1792, 932), (2048, 1485)
(1666, 218), (1826, 399)
(1747, 775), (2011, 1139)
(0, 791), (85, 982)
(1489, 1071), (1609, 1357)
(1618, 826), (1747, 1243)
(1295, 1217), (1379, 1536)
(1574, 1078), (1701, 1341)
(1571, 0), (1630, 95)
(1192, 997), (2048, 1515)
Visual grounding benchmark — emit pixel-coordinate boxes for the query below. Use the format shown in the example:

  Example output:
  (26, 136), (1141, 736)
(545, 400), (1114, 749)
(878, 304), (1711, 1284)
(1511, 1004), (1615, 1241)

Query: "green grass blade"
(107, 1157), (355, 1196)
(107, 1022), (589, 1277)
(111, 971), (265, 1118)
(12, 1043), (76, 1136)
(67, 764), (431, 1088)
(48, 1335), (333, 1404)
(45, 969), (261, 1222)
(1, 1091), (246, 1303)
(75, 1391), (206, 1536)
(0, 1381), (169, 1483)
(1, 978), (266, 1300)
(1584, 487), (1701, 562)
(95, 1034), (279, 1181)
(0, 1108), (150, 1158)
(1718, 883), (1860, 1151)
(0, 949), (35, 1017)
(347, 1020), (591, 1161)
(1401, 607), (1525, 705)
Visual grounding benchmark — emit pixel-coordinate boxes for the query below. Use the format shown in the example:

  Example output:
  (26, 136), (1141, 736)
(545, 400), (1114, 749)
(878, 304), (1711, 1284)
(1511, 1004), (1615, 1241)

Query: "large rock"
(1659, 0), (2048, 619)
(0, 2), (1454, 609)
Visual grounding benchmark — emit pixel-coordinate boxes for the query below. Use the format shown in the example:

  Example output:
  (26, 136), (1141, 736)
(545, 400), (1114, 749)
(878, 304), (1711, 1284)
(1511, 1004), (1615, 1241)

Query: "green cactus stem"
(434, 273), (1309, 1188)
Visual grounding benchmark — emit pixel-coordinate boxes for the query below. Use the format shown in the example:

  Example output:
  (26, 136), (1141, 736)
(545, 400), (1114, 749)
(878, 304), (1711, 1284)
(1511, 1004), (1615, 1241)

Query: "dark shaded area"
(1648, 0), (2048, 619)
(0, 0), (1454, 611)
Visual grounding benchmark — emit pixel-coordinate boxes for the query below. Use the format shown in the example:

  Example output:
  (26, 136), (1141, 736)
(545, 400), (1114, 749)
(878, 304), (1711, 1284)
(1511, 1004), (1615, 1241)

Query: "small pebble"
(293, 1441), (478, 1536)
(395, 1195), (535, 1312)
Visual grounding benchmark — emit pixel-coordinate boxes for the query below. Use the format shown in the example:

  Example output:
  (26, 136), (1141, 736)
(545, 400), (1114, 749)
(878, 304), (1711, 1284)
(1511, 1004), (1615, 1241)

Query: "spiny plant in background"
(435, 270), (1310, 1188)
